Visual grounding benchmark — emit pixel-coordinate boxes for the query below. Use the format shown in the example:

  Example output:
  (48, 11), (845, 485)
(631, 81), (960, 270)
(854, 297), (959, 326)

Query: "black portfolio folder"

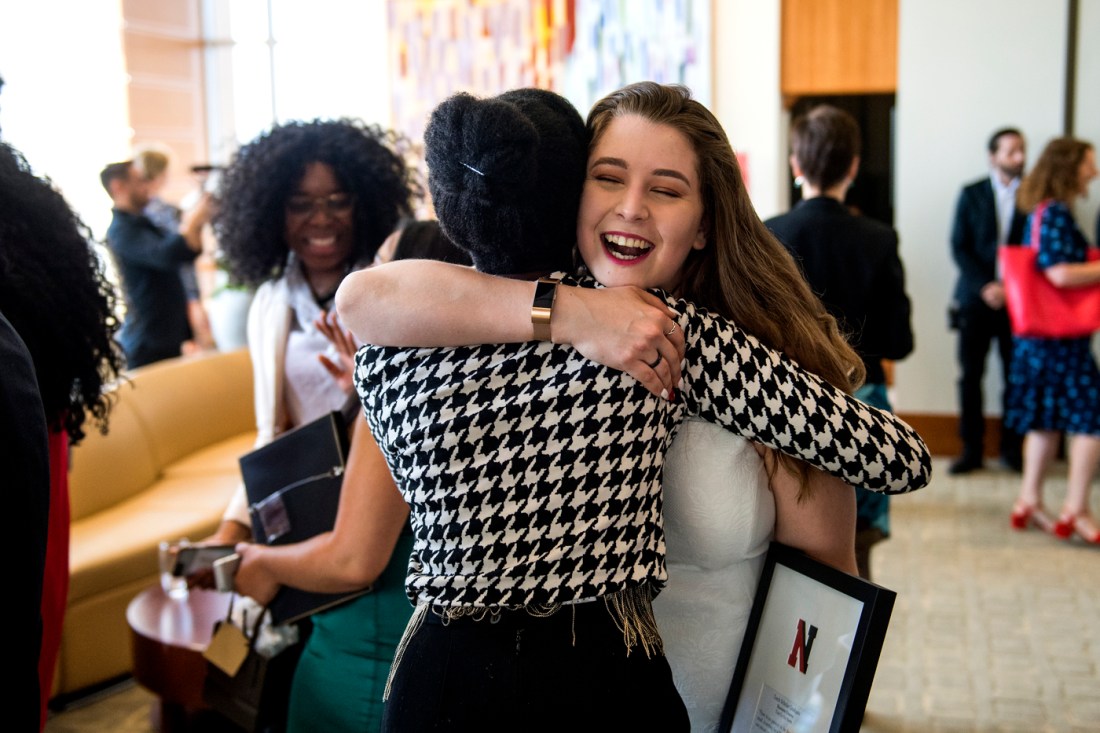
(238, 411), (367, 624)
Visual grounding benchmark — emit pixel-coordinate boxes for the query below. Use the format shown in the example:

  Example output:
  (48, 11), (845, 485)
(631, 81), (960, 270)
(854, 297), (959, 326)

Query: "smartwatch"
(530, 277), (559, 341)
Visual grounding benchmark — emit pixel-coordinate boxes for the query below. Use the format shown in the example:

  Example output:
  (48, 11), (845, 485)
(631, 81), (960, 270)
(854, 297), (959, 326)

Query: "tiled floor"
(45, 457), (1099, 732)
(860, 458), (1099, 733)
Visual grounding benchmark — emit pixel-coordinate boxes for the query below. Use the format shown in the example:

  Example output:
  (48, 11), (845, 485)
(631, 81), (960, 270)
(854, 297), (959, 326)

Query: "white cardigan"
(222, 277), (293, 526)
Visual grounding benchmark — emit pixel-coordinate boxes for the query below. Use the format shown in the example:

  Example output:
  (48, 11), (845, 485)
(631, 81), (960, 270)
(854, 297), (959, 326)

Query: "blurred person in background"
(101, 159), (212, 368)
(1, 141), (125, 730)
(948, 128), (1028, 475)
(133, 144), (216, 353)
(1006, 137), (1099, 543)
(765, 104), (914, 580)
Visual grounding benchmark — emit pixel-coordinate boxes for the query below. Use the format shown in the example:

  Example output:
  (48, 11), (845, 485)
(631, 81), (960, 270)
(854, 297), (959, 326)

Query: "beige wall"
(894, 0), (1099, 418)
(713, 1), (786, 219)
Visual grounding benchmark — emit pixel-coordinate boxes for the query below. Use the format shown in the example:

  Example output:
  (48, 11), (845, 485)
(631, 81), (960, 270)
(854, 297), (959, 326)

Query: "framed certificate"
(719, 542), (896, 733)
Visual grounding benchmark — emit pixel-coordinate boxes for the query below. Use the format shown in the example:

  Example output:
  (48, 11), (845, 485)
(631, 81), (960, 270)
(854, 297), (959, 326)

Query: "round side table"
(127, 585), (234, 732)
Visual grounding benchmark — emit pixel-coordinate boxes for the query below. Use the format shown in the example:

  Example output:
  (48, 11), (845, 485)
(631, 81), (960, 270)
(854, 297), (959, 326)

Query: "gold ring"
(665, 323), (678, 336)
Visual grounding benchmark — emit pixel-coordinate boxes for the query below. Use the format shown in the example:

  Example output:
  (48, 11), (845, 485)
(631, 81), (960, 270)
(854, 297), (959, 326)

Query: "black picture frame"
(719, 542), (896, 733)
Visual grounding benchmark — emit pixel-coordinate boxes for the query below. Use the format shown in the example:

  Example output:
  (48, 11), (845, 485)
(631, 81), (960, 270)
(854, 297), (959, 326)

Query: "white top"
(281, 259), (352, 427)
(222, 258), (353, 526)
(654, 419), (774, 733)
(990, 171), (1020, 246)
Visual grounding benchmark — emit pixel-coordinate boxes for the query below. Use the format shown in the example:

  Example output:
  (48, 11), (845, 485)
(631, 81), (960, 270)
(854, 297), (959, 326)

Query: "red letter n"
(787, 618), (819, 674)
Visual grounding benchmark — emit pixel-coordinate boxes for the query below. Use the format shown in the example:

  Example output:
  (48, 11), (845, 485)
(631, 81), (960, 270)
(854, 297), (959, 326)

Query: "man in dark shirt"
(765, 104), (914, 580)
(100, 160), (211, 368)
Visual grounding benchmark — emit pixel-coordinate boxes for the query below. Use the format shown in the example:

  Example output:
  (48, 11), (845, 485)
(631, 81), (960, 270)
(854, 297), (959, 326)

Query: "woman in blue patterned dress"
(1006, 137), (1100, 543)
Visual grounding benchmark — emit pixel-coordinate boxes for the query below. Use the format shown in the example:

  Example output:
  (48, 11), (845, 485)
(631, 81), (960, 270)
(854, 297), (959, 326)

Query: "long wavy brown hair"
(587, 82), (865, 495)
(1017, 137), (1093, 211)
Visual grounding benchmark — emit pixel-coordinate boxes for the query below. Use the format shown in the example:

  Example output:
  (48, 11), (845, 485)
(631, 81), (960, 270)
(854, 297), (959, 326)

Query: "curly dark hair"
(0, 142), (124, 443)
(423, 89), (586, 276)
(213, 119), (420, 287)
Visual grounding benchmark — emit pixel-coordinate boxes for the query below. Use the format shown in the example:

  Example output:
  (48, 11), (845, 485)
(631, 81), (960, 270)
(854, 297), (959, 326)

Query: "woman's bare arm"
(1044, 259), (1100, 288)
(336, 261), (533, 346)
(335, 260), (685, 396)
(232, 420), (409, 605)
(767, 449), (858, 576)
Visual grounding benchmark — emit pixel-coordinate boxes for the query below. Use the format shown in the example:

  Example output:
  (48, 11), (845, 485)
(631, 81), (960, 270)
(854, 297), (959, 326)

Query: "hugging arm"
(232, 420), (409, 605)
(335, 261), (685, 396)
(682, 306), (932, 495)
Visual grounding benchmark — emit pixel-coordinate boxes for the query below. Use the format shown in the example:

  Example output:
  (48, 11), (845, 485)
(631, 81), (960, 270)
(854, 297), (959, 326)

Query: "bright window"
(201, 0), (392, 166)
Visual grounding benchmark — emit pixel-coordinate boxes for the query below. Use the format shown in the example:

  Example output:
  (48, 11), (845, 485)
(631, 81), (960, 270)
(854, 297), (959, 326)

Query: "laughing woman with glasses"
(200, 118), (419, 731)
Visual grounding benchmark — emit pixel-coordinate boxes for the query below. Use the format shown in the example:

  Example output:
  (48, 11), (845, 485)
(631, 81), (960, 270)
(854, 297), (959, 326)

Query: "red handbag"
(999, 200), (1100, 338)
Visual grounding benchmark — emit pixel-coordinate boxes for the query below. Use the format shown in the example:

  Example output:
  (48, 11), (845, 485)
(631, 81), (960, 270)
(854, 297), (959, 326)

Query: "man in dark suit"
(766, 104), (914, 580)
(948, 128), (1027, 474)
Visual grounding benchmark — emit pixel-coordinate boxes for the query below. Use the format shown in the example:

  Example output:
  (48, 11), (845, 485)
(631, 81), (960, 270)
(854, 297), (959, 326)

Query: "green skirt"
(286, 531), (414, 732)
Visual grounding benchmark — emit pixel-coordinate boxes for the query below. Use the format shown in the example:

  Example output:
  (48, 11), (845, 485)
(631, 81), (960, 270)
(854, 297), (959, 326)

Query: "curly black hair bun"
(425, 88), (588, 276)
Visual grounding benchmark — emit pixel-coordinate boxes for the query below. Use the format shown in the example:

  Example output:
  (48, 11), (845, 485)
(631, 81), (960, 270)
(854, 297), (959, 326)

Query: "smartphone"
(212, 553), (242, 593)
(172, 544), (237, 577)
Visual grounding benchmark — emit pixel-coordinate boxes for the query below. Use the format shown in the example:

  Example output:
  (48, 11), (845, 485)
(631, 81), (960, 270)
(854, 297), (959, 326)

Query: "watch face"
(532, 279), (558, 340)
(533, 279), (557, 310)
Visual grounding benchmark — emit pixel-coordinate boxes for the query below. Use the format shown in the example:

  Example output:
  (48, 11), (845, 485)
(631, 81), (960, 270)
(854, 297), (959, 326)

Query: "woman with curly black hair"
(0, 141), (124, 731)
(204, 118), (419, 732)
(214, 118), (417, 290)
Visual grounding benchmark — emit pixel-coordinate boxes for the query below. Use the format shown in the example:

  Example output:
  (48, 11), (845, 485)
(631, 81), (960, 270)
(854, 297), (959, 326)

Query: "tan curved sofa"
(56, 348), (256, 698)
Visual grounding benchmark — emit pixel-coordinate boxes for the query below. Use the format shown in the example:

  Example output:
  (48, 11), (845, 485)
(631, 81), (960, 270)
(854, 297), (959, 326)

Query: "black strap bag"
(202, 595), (309, 733)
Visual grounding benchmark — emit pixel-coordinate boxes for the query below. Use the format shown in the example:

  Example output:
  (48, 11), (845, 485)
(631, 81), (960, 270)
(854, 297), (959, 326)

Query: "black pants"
(955, 302), (1022, 460)
(382, 603), (689, 732)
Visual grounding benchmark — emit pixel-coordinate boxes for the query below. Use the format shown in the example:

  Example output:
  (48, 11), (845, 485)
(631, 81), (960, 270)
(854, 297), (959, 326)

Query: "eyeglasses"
(285, 192), (355, 217)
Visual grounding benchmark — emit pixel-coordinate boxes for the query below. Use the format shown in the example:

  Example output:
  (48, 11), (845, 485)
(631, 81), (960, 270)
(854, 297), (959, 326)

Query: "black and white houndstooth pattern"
(355, 275), (931, 612)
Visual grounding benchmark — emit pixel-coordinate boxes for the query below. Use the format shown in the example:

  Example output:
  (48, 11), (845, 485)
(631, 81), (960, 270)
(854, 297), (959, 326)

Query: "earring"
(794, 176), (805, 188)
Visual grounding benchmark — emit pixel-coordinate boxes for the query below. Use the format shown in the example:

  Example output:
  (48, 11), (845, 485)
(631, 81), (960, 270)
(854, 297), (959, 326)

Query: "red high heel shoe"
(1010, 503), (1053, 532)
(1052, 514), (1100, 544)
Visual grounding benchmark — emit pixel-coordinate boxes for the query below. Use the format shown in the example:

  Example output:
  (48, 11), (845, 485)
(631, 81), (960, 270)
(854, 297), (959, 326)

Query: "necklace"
(312, 288), (338, 310)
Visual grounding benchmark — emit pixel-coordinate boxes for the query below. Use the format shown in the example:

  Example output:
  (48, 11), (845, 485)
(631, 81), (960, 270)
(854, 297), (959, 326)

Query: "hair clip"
(461, 162), (485, 177)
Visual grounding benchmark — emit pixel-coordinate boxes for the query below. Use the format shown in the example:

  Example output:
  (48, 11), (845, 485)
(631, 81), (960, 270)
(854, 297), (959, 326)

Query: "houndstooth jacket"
(354, 275), (931, 613)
